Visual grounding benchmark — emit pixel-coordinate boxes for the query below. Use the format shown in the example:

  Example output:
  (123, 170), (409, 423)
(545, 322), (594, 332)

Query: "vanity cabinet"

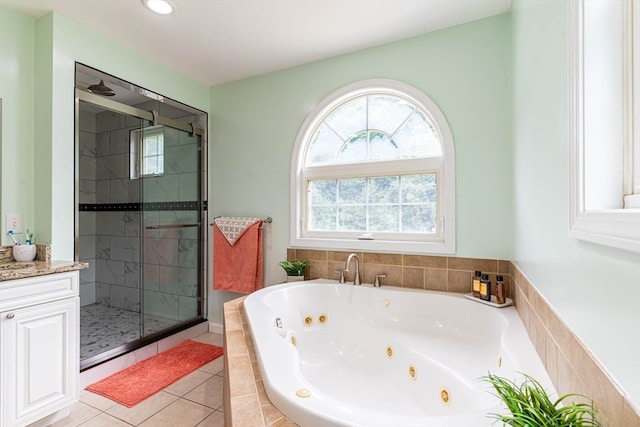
(0, 271), (79, 427)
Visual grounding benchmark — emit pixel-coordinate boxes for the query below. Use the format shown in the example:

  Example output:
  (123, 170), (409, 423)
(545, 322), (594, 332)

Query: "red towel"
(213, 221), (263, 294)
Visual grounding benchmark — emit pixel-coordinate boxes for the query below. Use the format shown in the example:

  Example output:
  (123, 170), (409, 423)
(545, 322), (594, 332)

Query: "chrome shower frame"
(73, 70), (208, 370)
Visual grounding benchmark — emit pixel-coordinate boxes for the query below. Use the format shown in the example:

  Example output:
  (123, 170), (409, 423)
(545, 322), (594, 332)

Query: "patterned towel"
(213, 219), (263, 294)
(213, 217), (261, 245)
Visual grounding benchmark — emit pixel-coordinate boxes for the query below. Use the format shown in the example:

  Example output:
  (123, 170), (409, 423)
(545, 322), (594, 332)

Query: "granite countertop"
(0, 244), (88, 281)
(0, 260), (89, 281)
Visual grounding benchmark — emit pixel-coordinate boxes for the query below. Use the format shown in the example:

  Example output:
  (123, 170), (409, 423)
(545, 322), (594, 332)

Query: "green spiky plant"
(481, 372), (601, 426)
(278, 259), (312, 277)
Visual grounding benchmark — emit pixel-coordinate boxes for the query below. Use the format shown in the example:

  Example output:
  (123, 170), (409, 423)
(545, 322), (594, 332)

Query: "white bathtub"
(243, 279), (554, 427)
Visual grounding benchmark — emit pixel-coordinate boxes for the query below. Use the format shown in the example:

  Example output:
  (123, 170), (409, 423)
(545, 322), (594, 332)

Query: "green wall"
(210, 13), (513, 290)
(0, 8), (210, 258)
(511, 0), (640, 405)
(0, 6), (35, 246)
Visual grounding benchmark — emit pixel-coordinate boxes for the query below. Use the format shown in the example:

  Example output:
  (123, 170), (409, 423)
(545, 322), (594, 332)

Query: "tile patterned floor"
(52, 332), (225, 427)
(80, 304), (177, 360)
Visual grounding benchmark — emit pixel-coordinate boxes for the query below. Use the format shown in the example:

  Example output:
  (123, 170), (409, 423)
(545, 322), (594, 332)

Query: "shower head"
(87, 80), (116, 96)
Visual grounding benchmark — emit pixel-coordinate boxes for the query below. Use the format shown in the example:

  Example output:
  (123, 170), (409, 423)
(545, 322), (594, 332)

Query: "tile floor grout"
(49, 332), (225, 427)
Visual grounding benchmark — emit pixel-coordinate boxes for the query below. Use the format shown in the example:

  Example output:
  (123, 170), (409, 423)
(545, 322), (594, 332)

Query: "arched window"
(290, 79), (455, 253)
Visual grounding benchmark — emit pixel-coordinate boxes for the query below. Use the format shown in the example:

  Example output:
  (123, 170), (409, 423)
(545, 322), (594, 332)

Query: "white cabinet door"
(1, 297), (79, 427)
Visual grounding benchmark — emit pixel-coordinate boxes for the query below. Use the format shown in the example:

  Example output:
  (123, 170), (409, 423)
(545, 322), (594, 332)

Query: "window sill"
(569, 209), (640, 252)
(290, 236), (455, 255)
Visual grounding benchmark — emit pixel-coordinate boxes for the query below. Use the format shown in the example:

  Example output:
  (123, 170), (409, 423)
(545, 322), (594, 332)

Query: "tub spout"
(344, 253), (361, 285)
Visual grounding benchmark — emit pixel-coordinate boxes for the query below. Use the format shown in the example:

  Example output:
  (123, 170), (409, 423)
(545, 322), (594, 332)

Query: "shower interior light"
(143, 0), (175, 15)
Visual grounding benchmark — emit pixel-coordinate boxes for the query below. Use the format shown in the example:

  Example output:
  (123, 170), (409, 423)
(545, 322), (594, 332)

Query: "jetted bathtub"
(243, 279), (555, 427)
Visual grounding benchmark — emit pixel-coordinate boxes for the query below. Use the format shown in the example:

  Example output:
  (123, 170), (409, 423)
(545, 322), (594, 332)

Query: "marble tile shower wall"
(78, 108), (201, 320)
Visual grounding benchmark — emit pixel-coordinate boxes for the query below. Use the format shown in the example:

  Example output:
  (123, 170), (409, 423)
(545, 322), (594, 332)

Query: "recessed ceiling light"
(142, 0), (175, 15)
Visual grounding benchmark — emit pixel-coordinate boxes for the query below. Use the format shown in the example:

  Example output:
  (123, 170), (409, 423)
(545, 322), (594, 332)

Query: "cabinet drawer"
(0, 272), (78, 312)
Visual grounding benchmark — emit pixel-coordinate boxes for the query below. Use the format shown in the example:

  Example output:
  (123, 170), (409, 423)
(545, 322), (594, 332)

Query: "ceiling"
(0, 0), (511, 86)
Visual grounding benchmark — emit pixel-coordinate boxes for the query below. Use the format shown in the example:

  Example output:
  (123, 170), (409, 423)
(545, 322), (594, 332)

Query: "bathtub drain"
(303, 316), (313, 326)
(318, 314), (328, 325)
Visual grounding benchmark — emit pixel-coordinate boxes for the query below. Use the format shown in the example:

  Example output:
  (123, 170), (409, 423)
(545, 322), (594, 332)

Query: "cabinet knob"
(6, 313), (15, 319)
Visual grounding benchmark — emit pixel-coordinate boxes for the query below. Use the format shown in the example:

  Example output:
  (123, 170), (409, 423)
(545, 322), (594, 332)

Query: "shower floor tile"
(80, 303), (176, 360)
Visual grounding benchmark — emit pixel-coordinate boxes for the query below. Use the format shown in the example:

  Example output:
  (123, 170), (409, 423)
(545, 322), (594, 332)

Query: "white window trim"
(290, 79), (456, 254)
(568, 0), (640, 253)
(624, 0), (640, 208)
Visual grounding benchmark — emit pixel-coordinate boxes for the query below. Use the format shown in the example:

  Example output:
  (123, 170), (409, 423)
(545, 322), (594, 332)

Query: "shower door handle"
(145, 223), (201, 230)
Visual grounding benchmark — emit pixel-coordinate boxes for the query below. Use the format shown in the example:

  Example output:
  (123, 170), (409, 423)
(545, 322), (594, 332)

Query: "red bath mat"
(86, 340), (223, 407)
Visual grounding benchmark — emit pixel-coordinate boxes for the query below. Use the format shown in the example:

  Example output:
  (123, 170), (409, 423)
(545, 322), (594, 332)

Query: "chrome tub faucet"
(344, 253), (361, 285)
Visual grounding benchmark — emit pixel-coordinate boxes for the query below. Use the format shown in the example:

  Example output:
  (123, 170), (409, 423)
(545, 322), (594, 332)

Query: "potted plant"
(279, 259), (312, 282)
(481, 372), (601, 426)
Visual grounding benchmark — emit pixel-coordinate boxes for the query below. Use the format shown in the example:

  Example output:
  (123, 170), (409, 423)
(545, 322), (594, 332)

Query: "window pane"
(145, 137), (158, 155)
(402, 205), (436, 232)
(326, 98), (366, 140)
(368, 96), (414, 135)
(339, 131), (368, 163)
(310, 206), (337, 230)
(369, 176), (399, 203)
(369, 131), (401, 161)
(156, 155), (164, 174)
(338, 179), (366, 203)
(143, 156), (158, 175)
(394, 111), (441, 157)
(338, 205), (366, 231)
(308, 94), (442, 166)
(308, 174), (437, 234)
(307, 124), (343, 166)
(370, 205), (399, 231)
(156, 136), (164, 155)
(310, 180), (337, 204)
(402, 174), (436, 203)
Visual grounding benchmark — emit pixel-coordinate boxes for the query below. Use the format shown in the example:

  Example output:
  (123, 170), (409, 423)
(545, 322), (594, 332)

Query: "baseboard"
(209, 322), (223, 334)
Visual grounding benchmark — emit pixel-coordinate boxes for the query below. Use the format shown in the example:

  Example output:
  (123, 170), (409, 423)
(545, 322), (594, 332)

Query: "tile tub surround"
(511, 263), (640, 427)
(223, 297), (297, 427)
(286, 248), (512, 295)
(223, 252), (640, 426)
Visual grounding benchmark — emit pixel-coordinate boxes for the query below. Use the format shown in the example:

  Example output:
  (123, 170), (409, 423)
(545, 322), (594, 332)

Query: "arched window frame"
(290, 79), (456, 254)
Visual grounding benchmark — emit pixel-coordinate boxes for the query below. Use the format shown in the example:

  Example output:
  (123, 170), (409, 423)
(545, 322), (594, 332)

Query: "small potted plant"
(481, 372), (601, 426)
(279, 259), (312, 282)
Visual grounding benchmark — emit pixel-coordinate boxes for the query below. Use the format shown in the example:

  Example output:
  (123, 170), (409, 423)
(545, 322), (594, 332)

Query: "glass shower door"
(139, 124), (203, 336)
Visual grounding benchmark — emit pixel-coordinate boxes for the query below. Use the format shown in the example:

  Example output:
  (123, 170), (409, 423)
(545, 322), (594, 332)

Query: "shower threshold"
(80, 303), (206, 371)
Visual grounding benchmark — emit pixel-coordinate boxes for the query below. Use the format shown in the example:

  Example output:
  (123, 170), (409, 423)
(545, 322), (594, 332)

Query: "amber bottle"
(472, 271), (482, 298)
(480, 274), (491, 302)
(496, 275), (506, 305)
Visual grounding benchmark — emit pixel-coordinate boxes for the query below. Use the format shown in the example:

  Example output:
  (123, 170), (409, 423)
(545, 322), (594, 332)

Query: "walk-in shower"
(75, 64), (208, 370)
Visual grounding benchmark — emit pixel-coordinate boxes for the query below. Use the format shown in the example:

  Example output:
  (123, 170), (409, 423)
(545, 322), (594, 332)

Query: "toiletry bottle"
(472, 271), (482, 298)
(480, 274), (491, 302)
(496, 275), (506, 305)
